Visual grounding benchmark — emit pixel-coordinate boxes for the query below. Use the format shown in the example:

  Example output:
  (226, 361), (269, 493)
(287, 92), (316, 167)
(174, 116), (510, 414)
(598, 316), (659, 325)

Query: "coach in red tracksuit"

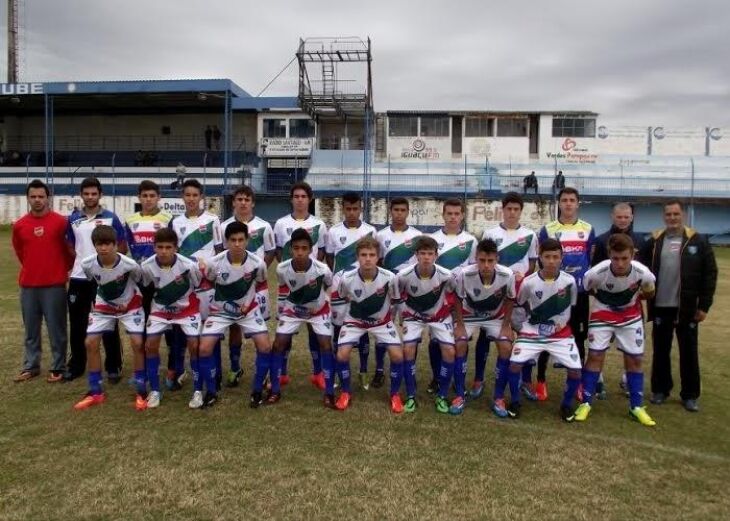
(11, 179), (73, 383)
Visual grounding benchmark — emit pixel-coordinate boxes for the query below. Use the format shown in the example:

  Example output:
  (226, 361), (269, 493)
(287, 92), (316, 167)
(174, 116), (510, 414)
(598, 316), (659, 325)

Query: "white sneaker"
(146, 391), (161, 409)
(188, 390), (204, 409)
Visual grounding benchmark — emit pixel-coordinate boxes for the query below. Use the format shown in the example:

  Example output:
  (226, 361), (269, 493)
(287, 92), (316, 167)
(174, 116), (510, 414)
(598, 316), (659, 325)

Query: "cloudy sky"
(2, 0), (728, 126)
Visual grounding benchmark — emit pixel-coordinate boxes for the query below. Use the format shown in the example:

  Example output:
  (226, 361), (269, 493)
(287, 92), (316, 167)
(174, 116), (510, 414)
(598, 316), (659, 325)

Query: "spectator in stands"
(640, 200), (717, 413)
(135, 150), (144, 167)
(205, 125), (213, 151)
(12, 180), (73, 383)
(523, 171), (538, 195)
(593, 202), (646, 265)
(213, 125), (222, 150)
(552, 170), (566, 196)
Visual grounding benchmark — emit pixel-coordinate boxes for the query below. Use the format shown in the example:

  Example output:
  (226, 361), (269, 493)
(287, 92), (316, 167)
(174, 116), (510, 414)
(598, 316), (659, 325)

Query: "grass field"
(1, 228), (728, 521)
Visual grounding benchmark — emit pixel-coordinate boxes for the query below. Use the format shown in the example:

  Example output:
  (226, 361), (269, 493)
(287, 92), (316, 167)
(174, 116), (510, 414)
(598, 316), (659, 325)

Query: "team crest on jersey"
(180, 227), (186, 235)
(570, 354), (579, 361)
(389, 330), (397, 338)
(588, 333), (595, 342)
(438, 242), (444, 249)
(94, 274), (101, 281)
(555, 232), (562, 240)
(606, 283), (614, 290)
(474, 288), (481, 296)
(557, 288), (566, 297)
(404, 240), (412, 247)
(33, 226), (44, 236)
(255, 318), (263, 325)
(221, 273), (230, 281)
(410, 285), (418, 292)
(688, 245), (697, 255)
(535, 290), (543, 299)
(459, 242), (467, 250)
(384, 240), (391, 248)
(198, 225), (207, 233)
(495, 238), (503, 246)
(133, 223), (140, 230)
(340, 236), (347, 244)
(354, 289), (362, 297)
(636, 339), (643, 347)
(286, 228), (293, 234)
(578, 232), (585, 239)
(243, 272), (252, 281)
(250, 230), (259, 238)
(289, 279), (297, 286)
(133, 317), (142, 325)
(517, 237), (525, 246)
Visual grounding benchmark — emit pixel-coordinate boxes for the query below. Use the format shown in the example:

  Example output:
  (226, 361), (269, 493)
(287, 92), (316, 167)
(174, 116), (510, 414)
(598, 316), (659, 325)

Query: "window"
(388, 116), (418, 137)
(464, 117), (494, 137)
(289, 119), (315, 138)
(263, 119), (287, 138)
(552, 117), (596, 138)
(420, 116), (450, 137)
(496, 118), (528, 137)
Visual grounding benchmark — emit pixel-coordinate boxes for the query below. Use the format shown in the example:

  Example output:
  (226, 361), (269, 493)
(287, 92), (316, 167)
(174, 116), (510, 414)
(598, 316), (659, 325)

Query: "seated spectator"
(523, 171), (538, 194)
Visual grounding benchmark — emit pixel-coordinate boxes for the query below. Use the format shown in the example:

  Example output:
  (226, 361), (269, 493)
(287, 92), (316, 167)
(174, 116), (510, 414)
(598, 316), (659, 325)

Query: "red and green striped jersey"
(375, 225), (422, 274)
(276, 258), (332, 319)
(430, 229), (477, 271)
(454, 264), (516, 322)
(325, 221), (376, 274)
(81, 253), (143, 314)
(517, 271), (577, 339)
(141, 254), (203, 318)
(273, 214), (327, 262)
(338, 267), (399, 327)
(583, 260), (655, 326)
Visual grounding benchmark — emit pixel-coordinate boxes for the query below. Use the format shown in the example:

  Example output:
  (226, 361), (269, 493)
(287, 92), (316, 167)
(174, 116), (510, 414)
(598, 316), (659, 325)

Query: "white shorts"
(87, 307), (145, 336)
(196, 288), (214, 320)
(402, 317), (455, 346)
(147, 313), (202, 337)
(511, 306), (527, 332)
(510, 336), (582, 370)
(202, 308), (269, 338)
(463, 319), (507, 342)
(331, 299), (347, 327)
(339, 321), (401, 348)
(256, 288), (271, 321)
(588, 319), (645, 356)
(276, 313), (333, 337)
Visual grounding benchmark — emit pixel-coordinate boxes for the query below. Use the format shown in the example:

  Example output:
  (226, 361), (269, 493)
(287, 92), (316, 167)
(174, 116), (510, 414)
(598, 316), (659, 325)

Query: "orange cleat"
(535, 381), (548, 401)
(390, 394), (404, 414)
(335, 391), (351, 411)
(135, 394), (148, 411)
(279, 375), (291, 386)
(74, 393), (106, 410)
(309, 372), (325, 391)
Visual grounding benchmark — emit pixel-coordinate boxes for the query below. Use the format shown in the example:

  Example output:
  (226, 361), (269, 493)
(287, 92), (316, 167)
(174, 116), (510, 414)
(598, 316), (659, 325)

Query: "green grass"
(1, 232), (728, 521)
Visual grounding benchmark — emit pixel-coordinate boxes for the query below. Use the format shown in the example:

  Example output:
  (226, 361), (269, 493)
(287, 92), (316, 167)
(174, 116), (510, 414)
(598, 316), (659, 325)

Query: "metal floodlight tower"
(7, 0), (19, 82)
(296, 36), (374, 218)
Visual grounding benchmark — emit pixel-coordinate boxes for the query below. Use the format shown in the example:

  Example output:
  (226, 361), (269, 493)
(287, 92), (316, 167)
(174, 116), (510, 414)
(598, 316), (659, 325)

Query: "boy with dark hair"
(396, 235), (459, 414)
(220, 185), (275, 387)
(326, 191), (376, 390)
(271, 228), (336, 407)
(199, 221), (273, 408)
(141, 229), (204, 409)
(334, 237), (404, 413)
(506, 239), (581, 422)
(73, 226), (146, 410)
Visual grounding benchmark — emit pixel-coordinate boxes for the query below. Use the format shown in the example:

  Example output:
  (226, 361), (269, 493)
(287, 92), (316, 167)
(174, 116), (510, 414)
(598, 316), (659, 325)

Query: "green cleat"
(358, 372), (370, 391)
(630, 406), (657, 427)
(404, 397), (417, 413)
(435, 396), (449, 414)
(574, 402), (592, 422)
(226, 369), (243, 388)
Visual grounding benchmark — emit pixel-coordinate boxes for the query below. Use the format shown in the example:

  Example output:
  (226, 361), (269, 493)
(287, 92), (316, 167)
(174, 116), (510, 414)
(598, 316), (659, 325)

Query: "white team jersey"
(81, 253), (143, 314)
(430, 229), (477, 271)
(517, 271), (577, 339)
(338, 267), (399, 327)
(221, 215), (275, 260)
(325, 221), (377, 274)
(482, 224), (538, 277)
(204, 251), (268, 318)
(141, 254), (203, 317)
(276, 259), (332, 319)
(397, 264), (455, 322)
(169, 211), (223, 262)
(584, 260), (656, 326)
(274, 214), (328, 262)
(454, 264), (516, 322)
(376, 225), (422, 274)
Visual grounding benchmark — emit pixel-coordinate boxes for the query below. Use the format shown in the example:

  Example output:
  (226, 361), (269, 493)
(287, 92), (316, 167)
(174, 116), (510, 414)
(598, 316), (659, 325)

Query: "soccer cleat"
(520, 382), (538, 401)
(630, 406), (657, 426)
(468, 381), (484, 400)
(309, 372), (325, 391)
(682, 399), (700, 413)
(135, 394), (148, 411)
(370, 372), (385, 389)
(165, 370), (183, 391)
(146, 391), (161, 409)
(492, 398), (510, 418)
(535, 381), (549, 401)
(650, 392), (668, 405)
(573, 402), (592, 422)
(74, 393), (106, 410)
(390, 394), (404, 414)
(596, 380), (608, 400)
(449, 396), (466, 415)
(249, 391), (263, 409)
(264, 391), (281, 405)
(427, 378), (439, 395)
(202, 392), (218, 409)
(435, 396), (449, 414)
(188, 390), (204, 409)
(279, 375), (291, 386)
(226, 369), (244, 388)
(358, 372), (370, 391)
(560, 405), (575, 423)
(323, 394), (336, 409)
(404, 397), (417, 413)
(335, 391), (352, 411)
(107, 372), (122, 385)
(507, 401), (521, 419)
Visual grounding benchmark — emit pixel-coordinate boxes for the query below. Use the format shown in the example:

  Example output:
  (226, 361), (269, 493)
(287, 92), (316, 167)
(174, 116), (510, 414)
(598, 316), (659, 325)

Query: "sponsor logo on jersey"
(563, 245), (585, 254)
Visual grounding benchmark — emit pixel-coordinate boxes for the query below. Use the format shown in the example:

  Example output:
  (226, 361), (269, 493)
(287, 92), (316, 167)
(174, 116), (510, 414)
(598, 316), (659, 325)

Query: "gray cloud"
(2, 0), (728, 125)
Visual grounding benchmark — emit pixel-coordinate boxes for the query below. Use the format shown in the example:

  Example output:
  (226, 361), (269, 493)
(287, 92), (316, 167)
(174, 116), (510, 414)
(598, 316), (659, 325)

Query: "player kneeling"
(574, 234), (657, 426)
(272, 229), (336, 407)
(396, 236), (457, 414)
(140, 228), (204, 409)
(74, 226), (147, 410)
(506, 239), (581, 422)
(335, 237), (405, 413)
(452, 239), (517, 416)
(199, 221), (273, 408)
